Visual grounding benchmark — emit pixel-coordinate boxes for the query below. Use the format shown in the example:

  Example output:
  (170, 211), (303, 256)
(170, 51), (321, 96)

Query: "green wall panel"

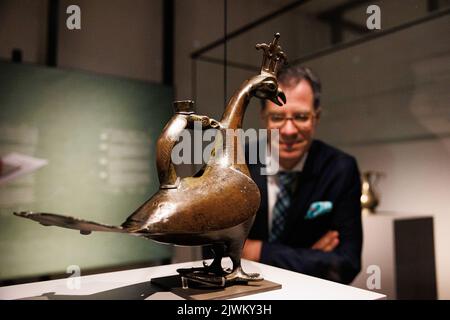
(0, 62), (174, 280)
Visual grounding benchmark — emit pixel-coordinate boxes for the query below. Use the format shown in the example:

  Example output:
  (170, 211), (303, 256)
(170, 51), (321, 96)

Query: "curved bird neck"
(220, 81), (253, 129)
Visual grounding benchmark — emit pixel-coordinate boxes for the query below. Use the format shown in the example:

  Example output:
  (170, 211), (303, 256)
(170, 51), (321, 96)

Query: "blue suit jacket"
(248, 139), (362, 284)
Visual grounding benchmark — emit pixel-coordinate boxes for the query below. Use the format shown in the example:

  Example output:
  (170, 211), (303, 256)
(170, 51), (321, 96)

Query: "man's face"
(262, 79), (320, 166)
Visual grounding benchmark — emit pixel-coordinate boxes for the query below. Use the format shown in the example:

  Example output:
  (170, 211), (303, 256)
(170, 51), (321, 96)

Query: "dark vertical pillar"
(427, 0), (439, 12)
(191, 59), (197, 102)
(47, 0), (59, 67)
(394, 217), (437, 299)
(223, 0), (227, 108)
(330, 16), (343, 45)
(163, 0), (174, 86)
(12, 49), (23, 63)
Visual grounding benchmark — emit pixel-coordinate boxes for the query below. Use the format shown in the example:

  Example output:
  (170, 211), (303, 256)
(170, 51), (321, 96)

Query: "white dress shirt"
(265, 152), (308, 234)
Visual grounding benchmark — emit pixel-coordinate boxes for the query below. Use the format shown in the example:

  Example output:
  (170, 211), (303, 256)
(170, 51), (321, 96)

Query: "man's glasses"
(266, 112), (317, 128)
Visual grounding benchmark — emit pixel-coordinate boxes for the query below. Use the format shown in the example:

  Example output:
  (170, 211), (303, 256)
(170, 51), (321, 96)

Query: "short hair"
(261, 65), (322, 110)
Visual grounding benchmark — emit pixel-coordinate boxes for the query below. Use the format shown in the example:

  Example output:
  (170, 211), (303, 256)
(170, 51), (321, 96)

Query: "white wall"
(308, 14), (450, 299)
(344, 138), (450, 299)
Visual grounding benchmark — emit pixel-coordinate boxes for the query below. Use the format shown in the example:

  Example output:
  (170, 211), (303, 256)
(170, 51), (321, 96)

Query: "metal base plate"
(151, 274), (282, 300)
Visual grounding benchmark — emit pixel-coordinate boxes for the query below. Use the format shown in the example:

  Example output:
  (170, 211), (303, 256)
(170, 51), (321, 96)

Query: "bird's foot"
(225, 266), (263, 282)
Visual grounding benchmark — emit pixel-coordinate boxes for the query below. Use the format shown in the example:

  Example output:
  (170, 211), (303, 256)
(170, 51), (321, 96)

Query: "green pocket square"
(305, 201), (333, 220)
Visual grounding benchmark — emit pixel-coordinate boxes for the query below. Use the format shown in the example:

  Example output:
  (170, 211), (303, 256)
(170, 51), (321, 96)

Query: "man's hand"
(242, 239), (262, 261)
(311, 230), (339, 252)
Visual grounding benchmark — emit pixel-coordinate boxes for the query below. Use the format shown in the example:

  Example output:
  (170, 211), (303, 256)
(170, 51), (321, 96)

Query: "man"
(242, 66), (363, 284)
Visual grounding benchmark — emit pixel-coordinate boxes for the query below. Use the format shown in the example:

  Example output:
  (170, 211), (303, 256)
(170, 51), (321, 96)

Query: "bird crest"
(255, 33), (287, 75)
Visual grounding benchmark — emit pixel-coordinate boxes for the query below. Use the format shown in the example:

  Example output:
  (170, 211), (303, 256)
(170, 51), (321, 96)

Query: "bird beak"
(269, 88), (286, 106)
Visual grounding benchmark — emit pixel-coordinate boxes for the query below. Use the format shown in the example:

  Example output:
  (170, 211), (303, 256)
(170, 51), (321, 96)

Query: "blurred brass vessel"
(361, 171), (384, 214)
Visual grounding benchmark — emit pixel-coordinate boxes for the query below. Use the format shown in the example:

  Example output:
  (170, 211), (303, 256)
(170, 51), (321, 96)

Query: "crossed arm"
(243, 230), (340, 261)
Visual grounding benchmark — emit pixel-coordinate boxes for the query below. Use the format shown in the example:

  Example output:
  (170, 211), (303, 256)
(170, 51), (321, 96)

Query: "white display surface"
(0, 259), (385, 300)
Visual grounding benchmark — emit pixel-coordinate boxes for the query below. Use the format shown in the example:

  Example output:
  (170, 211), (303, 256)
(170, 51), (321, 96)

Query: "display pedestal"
(0, 259), (385, 300)
(351, 212), (437, 299)
(151, 275), (281, 300)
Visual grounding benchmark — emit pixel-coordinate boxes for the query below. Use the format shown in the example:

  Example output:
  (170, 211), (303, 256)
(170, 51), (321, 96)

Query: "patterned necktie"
(269, 172), (298, 243)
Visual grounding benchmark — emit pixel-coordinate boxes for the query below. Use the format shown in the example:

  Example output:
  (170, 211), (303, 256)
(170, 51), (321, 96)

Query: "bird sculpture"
(15, 33), (287, 287)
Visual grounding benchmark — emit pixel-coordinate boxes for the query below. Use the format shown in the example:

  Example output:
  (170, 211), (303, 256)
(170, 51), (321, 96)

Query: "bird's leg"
(203, 243), (227, 275)
(225, 238), (263, 282)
